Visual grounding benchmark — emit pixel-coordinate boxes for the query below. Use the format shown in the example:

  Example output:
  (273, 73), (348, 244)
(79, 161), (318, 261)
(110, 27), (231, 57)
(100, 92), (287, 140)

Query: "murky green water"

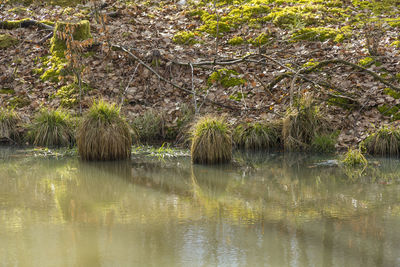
(1, 148), (400, 267)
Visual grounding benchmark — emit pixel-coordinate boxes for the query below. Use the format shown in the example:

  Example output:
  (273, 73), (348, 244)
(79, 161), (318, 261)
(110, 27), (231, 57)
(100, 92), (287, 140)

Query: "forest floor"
(0, 0), (399, 149)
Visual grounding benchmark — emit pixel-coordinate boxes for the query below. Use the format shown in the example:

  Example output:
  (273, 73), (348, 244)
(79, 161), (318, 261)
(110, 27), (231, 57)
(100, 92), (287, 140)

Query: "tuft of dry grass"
(0, 107), (21, 143)
(283, 96), (330, 151)
(191, 116), (232, 164)
(77, 100), (131, 161)
(27, 108), (74, 147)
(233, 121), (282, 150)
(361, 126), (400, 157)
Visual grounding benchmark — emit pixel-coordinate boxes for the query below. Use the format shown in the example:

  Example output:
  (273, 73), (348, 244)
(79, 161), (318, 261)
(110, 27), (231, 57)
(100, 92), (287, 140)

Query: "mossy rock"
(0, 34), (19, 49)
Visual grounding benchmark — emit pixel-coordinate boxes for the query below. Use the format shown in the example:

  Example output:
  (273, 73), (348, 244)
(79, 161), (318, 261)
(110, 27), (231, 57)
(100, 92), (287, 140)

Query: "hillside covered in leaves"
(0, 0), (399, 148)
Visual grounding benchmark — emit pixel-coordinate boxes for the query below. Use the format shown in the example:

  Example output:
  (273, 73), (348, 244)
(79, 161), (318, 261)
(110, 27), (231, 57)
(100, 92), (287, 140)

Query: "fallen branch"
(112, 44), (241, 111)
(0, 19), (54, 30)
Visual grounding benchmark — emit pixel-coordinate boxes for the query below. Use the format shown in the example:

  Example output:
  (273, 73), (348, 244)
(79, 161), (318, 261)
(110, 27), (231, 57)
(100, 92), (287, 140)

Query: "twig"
(112, 44), (240, 110)
(121, 63), (140, 106)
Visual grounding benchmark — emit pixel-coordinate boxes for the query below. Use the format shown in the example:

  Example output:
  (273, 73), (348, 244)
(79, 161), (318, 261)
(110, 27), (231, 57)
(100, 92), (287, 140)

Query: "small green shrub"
(361, 126), (400, 157)
(131, 109), (164, 143)
(233, 121), (282, 150)
(77, 100), (131, 161)
(191, 116), (232, 164)
(311, 132), (339, 153)
(341, 148), (367, 167)
(27, 108), (75, 147)
(283, 96), (331, 151)
(0, 108), (21, 143)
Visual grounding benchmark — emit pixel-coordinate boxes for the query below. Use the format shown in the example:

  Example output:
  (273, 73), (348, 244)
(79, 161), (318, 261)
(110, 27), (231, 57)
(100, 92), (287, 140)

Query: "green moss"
(40, 20), (92, 82)
(390, 40), (400, 48)
(302, 58), (319, 68)
(386, 18), (400, 28)
(228, 36), (244, 45)
(8, 96), (31, 108)
(377, 104), (400, 121)
(0, 34), (19, 49)
(198, 20), (231, 37)
(0, 19), (29, 30)
(172, 31), (198, 45)
(0, 88), (15, 94)
(8, 7), (28, 14)
(291, 27), (344, 42)
(208, 68), (246, 88)
(383, 88), (400, 99)
(249, 32), (270, 46)
(50, 20), (92, 58)
(327, 94), (358, 110)
(358, 57), (374, 66)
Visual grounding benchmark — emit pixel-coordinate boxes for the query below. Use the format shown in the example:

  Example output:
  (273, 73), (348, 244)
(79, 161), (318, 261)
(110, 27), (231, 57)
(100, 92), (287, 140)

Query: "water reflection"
(0, 149), (400, 266)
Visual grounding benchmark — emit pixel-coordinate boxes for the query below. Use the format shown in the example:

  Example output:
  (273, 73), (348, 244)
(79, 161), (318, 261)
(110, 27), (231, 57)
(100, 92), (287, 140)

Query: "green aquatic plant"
(77, 100), (131, 161)
(341, 148), (367, 167)
(0, 34), (19, 49)
(27, 108), (75, 147)
(361, 126), (400, 157)
(0, 107), (21, 143)
(191, 116), (232, 164)
(233, 121), (282, 150)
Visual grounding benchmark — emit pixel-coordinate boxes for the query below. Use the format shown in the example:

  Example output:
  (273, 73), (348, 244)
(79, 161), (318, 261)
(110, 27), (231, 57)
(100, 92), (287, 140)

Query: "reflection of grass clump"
(341, 148), (367, 167)
(191, 116), (232, 164)
(361, 126), (400, 157)
(0, 107), (21, 143)
(283, 96), (332, 151)
(28, 108), (75, 147)
(77, 100), (131, 161)
(131, 109), (164, 143)
(233, 121), (282, 150)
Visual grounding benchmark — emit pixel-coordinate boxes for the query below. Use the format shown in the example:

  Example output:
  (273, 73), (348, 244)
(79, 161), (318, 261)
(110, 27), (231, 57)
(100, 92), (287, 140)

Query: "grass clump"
(233, 121), (282, 150)
(0, 108), (21, 143)
(283, 96), (331, 151)
(131, 109), (164, 143)
(77, 100), (131, 161)
(191, 116), (232, 164)
(27, 108), (75, 147)
(361, 126), (400, 157)
(341, 148), (367, 167)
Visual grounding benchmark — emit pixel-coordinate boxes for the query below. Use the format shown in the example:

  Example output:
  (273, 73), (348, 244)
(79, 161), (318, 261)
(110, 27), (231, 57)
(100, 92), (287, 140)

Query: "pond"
(0, 147), (400, 266)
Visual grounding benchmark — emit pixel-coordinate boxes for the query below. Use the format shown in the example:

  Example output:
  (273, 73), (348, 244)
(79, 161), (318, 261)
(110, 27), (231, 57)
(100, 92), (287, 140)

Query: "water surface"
(0, 148), (400, 266)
